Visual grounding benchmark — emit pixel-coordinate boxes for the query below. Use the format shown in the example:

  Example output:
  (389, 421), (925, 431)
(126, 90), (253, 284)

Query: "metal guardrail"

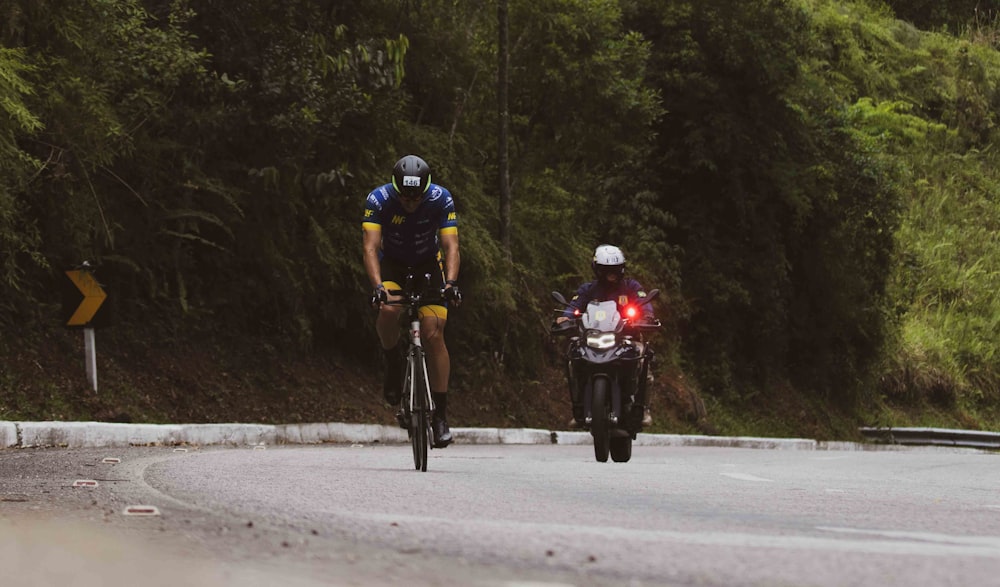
(859, 427), (1000, 450)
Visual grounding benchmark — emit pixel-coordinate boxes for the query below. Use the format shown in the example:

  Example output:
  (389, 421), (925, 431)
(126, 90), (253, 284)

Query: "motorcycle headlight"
(586, 331), (616, 349)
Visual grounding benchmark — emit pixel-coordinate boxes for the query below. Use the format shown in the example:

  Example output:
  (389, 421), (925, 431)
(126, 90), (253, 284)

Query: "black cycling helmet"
(392, 155), (432, 199)
(592, 244), (626, 280)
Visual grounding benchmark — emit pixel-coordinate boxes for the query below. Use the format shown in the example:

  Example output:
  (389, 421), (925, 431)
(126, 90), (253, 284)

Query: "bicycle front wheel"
(414, 406), (428, 471)
(410, 347), (429, 471)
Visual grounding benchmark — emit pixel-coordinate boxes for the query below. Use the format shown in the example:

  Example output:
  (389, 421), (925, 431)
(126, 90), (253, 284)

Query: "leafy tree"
(4, 0), (1000, 433)
(881, 0), (992, 32)
(0, 46), (43, 328)
(623, 0), (903, 404)
(0, 0), (217, 328)
(377, 0), (663, 374)
(167, 0), (409, 348)
(2, 0), (410, 353)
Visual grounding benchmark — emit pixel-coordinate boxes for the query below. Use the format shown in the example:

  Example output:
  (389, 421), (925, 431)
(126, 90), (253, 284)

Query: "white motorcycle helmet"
(592, 244), (626, 280)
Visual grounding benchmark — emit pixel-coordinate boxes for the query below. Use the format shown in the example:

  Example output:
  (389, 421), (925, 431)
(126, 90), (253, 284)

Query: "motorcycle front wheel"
(610, 436), (632, 462)
(591, 377), (611, 462)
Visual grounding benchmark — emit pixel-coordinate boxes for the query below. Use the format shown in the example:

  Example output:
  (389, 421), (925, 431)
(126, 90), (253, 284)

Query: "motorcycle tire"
(610, 436), (632, 462)
(591, 377), (611, 462)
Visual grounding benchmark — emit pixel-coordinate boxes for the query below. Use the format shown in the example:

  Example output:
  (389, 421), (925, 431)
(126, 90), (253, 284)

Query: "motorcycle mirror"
(551, 291), (569, 305)
(640, 289), (660, 304)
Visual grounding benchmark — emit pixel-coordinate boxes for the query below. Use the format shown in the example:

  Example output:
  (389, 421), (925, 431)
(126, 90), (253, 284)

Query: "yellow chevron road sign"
(65, 270), (107, 327)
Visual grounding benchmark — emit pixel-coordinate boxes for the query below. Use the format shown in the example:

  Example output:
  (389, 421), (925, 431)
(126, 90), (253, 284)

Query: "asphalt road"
(2, 442), (1000, 586)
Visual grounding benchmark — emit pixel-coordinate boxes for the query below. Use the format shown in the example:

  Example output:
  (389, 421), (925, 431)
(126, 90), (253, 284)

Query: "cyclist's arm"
(362, 226), (383, 288)
(440, 230), (460, 284)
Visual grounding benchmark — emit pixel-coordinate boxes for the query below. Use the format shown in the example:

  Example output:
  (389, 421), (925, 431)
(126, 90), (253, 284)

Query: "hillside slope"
(1, 324), (871, 442)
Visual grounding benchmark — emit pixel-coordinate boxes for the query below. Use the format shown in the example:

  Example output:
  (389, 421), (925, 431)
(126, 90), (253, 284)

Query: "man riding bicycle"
(363, 155), (462, 448)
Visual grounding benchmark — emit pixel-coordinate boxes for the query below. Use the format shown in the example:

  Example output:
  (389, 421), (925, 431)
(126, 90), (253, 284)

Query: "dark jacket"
(563, 277), (654, 319)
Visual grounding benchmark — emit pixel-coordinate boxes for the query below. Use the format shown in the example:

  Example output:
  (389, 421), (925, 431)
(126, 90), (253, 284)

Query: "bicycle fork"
(408, 317), (436, 416)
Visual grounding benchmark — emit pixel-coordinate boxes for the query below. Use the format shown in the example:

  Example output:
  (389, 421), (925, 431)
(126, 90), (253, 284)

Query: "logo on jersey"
(364, 209), (373, 218)
(391, 215), (406, 224)
(447, 212), (457, 221)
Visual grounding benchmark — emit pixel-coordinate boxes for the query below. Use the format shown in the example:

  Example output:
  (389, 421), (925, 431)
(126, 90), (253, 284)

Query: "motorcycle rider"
(555, 244), (656, 429)
(363, 154), (462, 448)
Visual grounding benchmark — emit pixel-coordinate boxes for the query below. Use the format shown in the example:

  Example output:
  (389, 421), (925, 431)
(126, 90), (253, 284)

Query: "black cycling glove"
(444, 284), (462, 305)
(370, 285), (388, 307)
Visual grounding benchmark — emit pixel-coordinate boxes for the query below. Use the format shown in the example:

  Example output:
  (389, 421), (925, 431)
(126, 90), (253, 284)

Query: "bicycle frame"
(386, 272), (442, 472)
(405, 312), (435, 417)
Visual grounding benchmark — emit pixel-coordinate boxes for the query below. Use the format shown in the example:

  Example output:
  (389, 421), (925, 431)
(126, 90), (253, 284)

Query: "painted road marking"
(817, 526), (1000, 550)
(720, 472), (774, 482)
(122, 505), (161, 516)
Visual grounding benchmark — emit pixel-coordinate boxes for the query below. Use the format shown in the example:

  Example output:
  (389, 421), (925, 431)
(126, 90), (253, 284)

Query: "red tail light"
(624, 305), (637, 319)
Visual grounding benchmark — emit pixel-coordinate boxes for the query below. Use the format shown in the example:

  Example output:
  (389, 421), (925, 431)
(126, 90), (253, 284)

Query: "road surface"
(2, 442), (999, 586)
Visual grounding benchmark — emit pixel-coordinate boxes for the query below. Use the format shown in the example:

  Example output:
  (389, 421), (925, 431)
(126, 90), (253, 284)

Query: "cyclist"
(555, 244), (655, 428)
(363, 154), (462, 448)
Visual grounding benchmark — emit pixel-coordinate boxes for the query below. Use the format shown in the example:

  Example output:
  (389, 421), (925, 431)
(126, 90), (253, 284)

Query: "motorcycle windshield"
(582, 300), (622, 332)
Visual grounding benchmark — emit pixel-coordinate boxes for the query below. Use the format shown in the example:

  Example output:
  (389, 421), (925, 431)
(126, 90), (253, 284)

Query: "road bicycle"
(385, 273), (442, 472)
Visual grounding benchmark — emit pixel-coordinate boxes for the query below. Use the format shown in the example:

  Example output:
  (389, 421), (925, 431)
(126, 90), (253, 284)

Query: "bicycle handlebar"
(378, 271), (449, 306)
(383, 289), (447, 306)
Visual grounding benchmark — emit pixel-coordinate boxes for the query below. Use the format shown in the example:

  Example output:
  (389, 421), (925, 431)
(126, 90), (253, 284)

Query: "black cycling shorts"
(380, 255), (448, 319)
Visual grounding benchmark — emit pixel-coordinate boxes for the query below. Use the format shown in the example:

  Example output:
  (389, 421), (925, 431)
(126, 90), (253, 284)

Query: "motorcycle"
(550, 289), (661, 463)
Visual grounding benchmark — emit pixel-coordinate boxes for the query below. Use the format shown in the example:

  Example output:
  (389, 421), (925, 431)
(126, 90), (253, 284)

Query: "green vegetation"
(2, 0), (1000, 437)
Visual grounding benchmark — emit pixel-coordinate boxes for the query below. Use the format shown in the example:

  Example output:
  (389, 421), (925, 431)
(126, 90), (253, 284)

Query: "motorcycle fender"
(583, 375), (623, 425)
(580, 347), (619, 364)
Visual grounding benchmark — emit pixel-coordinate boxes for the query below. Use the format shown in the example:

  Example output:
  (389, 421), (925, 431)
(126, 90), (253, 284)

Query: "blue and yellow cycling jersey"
(362, 182), (458, 266)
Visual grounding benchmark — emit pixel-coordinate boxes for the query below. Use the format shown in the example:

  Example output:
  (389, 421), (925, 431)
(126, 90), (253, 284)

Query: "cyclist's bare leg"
(420, 314), (449, 393)
(376, 299), (408, 407)
(421, 311), (453, 447)
(376, 299), (403, 350)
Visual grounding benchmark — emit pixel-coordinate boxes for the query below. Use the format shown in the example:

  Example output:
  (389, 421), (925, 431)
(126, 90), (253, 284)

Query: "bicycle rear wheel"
(410, 347), (429, 471)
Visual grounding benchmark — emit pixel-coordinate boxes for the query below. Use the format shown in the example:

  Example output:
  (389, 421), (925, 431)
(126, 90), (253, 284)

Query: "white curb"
(552, 430), (818, 450)
(0, 421), (906, 452)
(0, 421), (16, 448)
(17, 421), (184, 448)
(634, 434), (817, 450)
(276, 422), (332, 444)
(551, 430), (592, 445)
(178, 424), (277, 446)
(453, 427), (553, 445)
(323, 423), (407, 444)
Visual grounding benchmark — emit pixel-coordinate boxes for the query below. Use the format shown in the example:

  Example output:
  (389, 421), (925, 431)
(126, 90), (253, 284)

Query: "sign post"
(84, 327), (97, 392)
(64, 264), (108, 392)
